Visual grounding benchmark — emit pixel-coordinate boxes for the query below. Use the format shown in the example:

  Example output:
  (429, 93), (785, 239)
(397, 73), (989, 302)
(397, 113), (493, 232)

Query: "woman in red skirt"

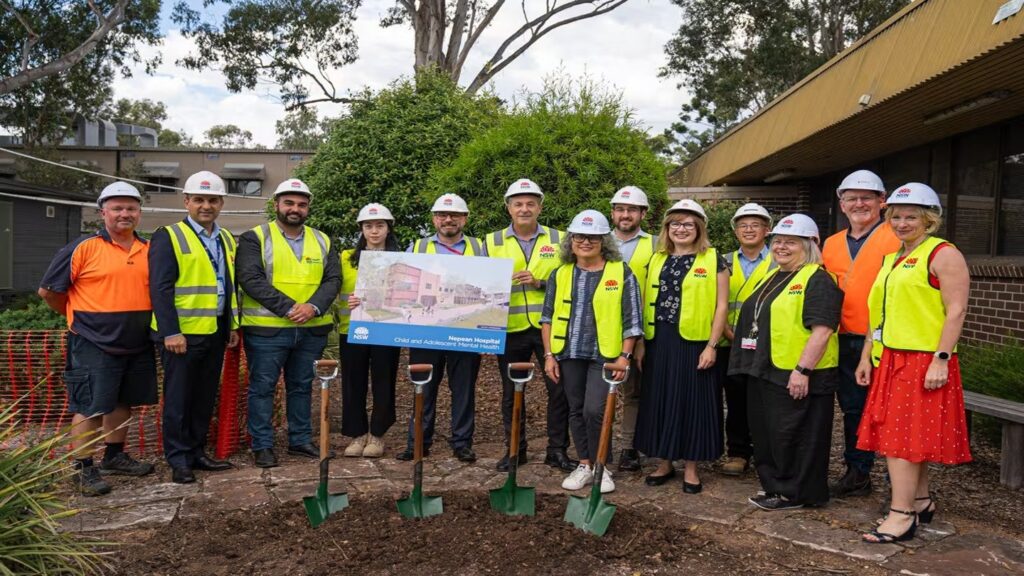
(855, 182), (971, 544)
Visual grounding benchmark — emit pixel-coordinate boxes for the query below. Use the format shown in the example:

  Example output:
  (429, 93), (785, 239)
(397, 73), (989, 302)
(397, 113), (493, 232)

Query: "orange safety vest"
(822, 223), (900, 335)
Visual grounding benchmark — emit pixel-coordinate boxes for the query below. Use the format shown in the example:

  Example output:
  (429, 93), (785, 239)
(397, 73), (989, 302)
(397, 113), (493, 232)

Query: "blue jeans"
(244, 329), (328, 451)
(837, 334), (875, 474)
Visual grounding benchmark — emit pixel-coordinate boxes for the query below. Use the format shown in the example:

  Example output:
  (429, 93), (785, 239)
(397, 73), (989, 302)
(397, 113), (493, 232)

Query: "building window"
(998, 119), (1024, 256)
(952, 125), (999, 256)
(142, 177), (178, 194)
(227, 179), (262, 197)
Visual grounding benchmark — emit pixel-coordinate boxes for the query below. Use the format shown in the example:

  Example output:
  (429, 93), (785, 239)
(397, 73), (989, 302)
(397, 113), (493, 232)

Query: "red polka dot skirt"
(857, 348), (972, 465)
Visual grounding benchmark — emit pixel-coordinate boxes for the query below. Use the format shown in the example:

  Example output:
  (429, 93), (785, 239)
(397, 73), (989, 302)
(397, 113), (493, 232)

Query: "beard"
(277, 210), (308, 227)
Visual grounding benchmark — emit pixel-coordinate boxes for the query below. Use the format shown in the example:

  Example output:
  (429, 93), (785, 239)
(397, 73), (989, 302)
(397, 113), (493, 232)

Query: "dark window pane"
(998, 119), (1024, 256)
(143, 177), (177, 194)
(227, 179), (263, 197)
(881, 144), (930, 189)
(952, 126), (999, 255)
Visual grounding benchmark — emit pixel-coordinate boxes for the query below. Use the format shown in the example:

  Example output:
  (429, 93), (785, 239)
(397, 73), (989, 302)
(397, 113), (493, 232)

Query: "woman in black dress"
(635, 199), (728, 494)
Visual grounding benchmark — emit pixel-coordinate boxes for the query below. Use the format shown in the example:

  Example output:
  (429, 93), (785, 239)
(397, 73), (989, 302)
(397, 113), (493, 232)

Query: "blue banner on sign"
(347, 321), (506, 354)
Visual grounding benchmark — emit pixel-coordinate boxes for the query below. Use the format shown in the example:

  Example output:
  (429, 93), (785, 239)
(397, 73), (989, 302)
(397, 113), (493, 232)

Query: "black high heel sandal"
(863, 508), (918, 544)
(915, 496), (936, 524)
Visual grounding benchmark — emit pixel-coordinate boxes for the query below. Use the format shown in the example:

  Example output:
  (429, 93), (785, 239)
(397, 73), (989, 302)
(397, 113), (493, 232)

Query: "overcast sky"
(112, 0), (688, 147)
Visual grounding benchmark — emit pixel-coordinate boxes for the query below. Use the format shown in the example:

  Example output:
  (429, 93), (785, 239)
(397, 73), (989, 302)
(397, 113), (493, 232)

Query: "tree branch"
(1, 0), (40, 72)
(454, 0), (506, 79)
(0, 0), (130, 95)
(445, 0), (470, 70)
(284, 96), (367, 111)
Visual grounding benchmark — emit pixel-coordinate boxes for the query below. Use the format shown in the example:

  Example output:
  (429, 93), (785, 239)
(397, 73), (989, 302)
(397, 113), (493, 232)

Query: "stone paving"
(63, 441), (1024, 575)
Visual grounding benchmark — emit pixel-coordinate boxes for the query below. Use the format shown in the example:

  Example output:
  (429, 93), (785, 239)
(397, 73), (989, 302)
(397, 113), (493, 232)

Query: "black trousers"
(405, 348), (480, 450)
(747, 376), (833, 506)
(339, 335), (399, 438)
(560, 359), (608, 463)
(160, 316), (229, 469)
(717, 346), (753, 459)
(496, 328), (570, 453)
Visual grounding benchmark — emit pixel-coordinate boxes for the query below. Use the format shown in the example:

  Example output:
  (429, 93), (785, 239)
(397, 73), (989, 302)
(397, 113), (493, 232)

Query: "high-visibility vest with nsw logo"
(822, 224), (900, 335)
(240, 223), (333, 328)
(550, 261), (625, 358)
(337, 249), (358, 334)
(868, 236), (952, 363)
(643, 249), (718, 341)
(726, 249), (775, 328)
(412, 236), (483, 256)
(151, 221), (239, 334)
(622, 233), (657, 293)
(767, 264), (839, 371)
(485, 226), (562, 333)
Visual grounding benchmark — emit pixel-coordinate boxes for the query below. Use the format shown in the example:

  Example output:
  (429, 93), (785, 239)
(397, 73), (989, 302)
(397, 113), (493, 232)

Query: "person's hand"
(287, 303), (317, 324)
(924, 358), (950, 390)
(607, 356), (630, 383)
(855, 357), (872, 387)
(724, 326), (735, 342)
(164, 334), (187, 354)
(544, 355), (560, 383)
(634, 342), (645, 373)
(697, 345), (717, 370)
(227, 330), (240, 349)
(512, 270), (538, 288)
(348, 295), (362, 310)
(787, 370), (809, 400)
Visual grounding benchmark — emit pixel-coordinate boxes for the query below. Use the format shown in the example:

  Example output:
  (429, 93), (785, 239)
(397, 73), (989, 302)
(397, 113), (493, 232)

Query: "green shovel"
(397, 363), (443, 519)
(303, 359), (349, 527)
(564, 362), (628, 537)
(489, 361), (536, 516)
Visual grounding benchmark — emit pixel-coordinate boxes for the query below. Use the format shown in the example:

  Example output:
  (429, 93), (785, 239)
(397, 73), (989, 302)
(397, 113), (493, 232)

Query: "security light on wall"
(923, 90), (1012, 125)
(858, 94), (871, 106)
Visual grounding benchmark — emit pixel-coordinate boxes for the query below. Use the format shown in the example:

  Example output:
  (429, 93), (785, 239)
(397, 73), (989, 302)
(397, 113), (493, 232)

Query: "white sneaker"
(344, 434), (367, 457)
(362, 435), (385, 458)
(600, 469), (615, 494)
(561, 464), (594, 490)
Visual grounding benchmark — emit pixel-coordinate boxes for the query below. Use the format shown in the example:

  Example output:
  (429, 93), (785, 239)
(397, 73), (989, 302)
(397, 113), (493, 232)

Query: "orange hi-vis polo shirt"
(822, 223), (900, 335)
(39, 230), (152, 354)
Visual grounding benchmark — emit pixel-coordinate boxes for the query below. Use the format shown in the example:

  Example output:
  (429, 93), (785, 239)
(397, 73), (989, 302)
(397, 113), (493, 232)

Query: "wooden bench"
(963, 390), (1024, 489)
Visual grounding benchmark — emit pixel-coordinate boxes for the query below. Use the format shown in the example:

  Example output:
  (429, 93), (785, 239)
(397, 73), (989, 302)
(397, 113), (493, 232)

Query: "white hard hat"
(97, 181), (142, 207)
(567, 210), (611, 235)
(836, 169), (885, 198)
(610, 186), (649, 208)
(665, 198), (707, 221)
(731, 203), (772, 226)
(357, 203), (394, 223)
(182, 171), (226, 196)
(886, 182), (943, 217)
(504, 178), (544, 200)
(771, 213), (819, 242)
(431, 193), (469, 213)
(273, 178), (312, 198)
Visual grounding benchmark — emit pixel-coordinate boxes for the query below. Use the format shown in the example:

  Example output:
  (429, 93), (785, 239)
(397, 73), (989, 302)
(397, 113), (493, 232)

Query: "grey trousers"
(617, 362), (641, 449)
(560, 359), (611, 463)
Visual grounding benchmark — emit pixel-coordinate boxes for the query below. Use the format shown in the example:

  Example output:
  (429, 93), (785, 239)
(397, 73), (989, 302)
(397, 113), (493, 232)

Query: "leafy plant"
(0, 393), (111, 575)
(0, 297), (65, 331)
(701, 199), (742, 255)
(958, 343), (1024, 443)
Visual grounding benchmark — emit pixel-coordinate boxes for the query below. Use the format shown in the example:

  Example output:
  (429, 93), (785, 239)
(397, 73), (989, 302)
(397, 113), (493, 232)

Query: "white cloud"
(114, 0), (688, 146)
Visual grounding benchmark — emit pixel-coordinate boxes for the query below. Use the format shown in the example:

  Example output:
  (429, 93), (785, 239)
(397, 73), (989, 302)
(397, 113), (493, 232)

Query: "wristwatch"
(934, 351), (951, 361)
(620, 352), (634, 361)
(794, 364), (812, 376)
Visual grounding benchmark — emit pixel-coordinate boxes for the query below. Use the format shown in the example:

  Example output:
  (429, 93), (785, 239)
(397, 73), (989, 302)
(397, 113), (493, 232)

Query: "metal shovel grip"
(408, 363), (433, 387)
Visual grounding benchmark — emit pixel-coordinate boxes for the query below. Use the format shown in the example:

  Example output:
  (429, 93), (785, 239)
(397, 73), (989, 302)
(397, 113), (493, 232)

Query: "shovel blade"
(488, 479), (536, 516)
(396, 486), (443, 519)
(303, 483), (349, 528)
(564, 493), (616, 537)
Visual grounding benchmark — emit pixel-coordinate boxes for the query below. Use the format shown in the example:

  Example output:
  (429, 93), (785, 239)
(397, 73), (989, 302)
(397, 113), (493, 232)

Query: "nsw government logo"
(787, 283), (804, 295)
(604, 279), (619, 291)
(353, 326), (370, 341)
(692, 267), (708, 279)
(902, 257), (918, 269)
(539, 245), (556, 258)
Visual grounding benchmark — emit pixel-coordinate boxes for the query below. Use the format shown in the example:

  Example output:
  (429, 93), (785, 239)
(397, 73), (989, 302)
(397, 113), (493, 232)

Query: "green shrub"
(958, 342), (1024, 443)
(298, 70), (504, 246)
(426, 76), (668, 236)
(0, 297), (65, 330)
(702, 200), (741, 255)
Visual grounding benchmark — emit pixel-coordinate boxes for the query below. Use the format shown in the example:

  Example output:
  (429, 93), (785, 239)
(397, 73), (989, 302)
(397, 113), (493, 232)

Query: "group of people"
(39, 169), (971, 544)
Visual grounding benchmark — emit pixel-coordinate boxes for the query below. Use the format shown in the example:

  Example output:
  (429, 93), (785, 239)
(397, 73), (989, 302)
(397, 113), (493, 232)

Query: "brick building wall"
(962, 261), (1024, 346)
(668, 186), (810, 219)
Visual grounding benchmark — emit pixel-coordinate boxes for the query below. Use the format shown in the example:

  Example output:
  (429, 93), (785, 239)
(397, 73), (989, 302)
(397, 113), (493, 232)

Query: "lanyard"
(186, 223), (226, 286)
(749, 269), (798, 338)
(435, 240), (464, 255)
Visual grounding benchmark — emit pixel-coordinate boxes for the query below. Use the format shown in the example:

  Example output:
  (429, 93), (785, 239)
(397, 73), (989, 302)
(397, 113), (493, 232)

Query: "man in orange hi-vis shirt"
(821, 170), (900, 499)
(39, 182), (158, 497)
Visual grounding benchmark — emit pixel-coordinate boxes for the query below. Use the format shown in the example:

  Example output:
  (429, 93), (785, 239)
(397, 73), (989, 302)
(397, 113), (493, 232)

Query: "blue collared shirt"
(186, 216), (226, 313)
(506, 225), (544, 264)
(737, 246), (769, 279)
(406, 234), (468, 255)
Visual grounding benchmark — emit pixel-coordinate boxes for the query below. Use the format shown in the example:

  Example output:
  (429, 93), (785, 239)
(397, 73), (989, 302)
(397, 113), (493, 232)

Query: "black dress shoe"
(544, 450), (578, 472)
(618, 448), (641, 472)
(287, 443), (320, 459)
(453, 446), (477, 463)
(683, 481), (703, 494)
(644, 467), (676, 486)
(193, 454), (234, 471)
(172, 467), (196, 484)
(252, 448), (279, 468)
(496, 452), (528, 472)
(396, 447), (429, 461)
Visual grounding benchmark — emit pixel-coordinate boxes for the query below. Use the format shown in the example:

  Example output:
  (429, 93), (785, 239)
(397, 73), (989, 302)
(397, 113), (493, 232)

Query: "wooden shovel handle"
(315, 359), (339, 369)
(509, 390), (523, 458)
(594, 390), (617, 466)
(319, 386), (330, 460)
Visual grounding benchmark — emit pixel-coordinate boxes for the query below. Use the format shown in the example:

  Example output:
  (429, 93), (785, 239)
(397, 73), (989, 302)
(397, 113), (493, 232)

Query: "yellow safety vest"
(151, 221), (239, 334)
(868, 236), (952, 361)
(550, 261), (625, 358)
(337, 249), (358, 334)
(767, 264), (839, 371)
(412, 236), (483, 256)
(622, 233), (656, 292)
(718, 249), (775, 347)
(485, 225), (562, 333)
(643, 249), (718, 342)
(240, 223), (333, 328)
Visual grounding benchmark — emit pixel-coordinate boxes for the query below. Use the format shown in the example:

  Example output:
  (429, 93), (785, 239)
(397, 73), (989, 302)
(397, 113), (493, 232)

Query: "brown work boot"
(721, 456), (749, 476)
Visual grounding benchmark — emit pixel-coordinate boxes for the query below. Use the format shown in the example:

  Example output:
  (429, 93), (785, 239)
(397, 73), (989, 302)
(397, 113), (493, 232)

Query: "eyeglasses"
(735, 223), (765, 231)
(571, 234), (602, 244)
(434, 213), (465, 220)
(612, 206), (643, 214)
(667, 221), (697, 231)
(840, 195), (880, 205)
